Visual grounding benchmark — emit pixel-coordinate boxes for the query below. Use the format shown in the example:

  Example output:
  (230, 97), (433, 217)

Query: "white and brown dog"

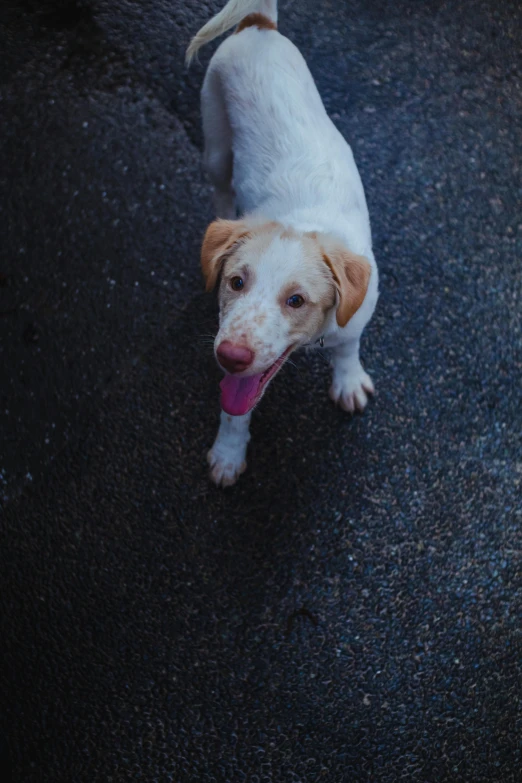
(187, 0), (379, 486)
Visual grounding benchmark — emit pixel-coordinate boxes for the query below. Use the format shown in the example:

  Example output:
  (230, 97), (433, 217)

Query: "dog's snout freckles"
(215, 300), (288, 374)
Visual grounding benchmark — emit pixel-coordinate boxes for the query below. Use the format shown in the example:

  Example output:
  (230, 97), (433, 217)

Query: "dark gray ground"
(1, 1), (521, 780)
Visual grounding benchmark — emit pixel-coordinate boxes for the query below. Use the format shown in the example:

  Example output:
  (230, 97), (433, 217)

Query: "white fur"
(188, 0), (379, 486)
(207, 410), (251, 486)
(186, 0), (277, 64)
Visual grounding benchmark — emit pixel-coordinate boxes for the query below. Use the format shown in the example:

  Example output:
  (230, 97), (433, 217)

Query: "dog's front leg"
(207, 410), (251, 487)
(329, 337), (374, 414)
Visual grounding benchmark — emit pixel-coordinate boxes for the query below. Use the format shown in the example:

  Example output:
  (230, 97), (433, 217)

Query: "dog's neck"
(249, 204), (372, 260)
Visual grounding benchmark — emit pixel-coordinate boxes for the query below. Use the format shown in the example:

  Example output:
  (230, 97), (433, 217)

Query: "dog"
(186, 0), (379, 487)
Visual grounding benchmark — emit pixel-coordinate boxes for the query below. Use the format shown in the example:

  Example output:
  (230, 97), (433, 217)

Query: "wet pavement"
(0, 1), (521, 781)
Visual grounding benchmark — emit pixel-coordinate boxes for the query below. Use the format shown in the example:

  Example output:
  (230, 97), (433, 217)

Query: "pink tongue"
(220, 373), (264, 416)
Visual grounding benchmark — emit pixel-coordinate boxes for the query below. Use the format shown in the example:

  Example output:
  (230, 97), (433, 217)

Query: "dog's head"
(201, 218), (371, 415)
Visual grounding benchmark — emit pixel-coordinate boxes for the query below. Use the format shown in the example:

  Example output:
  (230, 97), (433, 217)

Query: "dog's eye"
(287, 294), (305, 308)
(230, 276), (244, 291)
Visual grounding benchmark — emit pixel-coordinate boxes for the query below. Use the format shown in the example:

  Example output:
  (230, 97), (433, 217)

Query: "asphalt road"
(1, 1), (521, 781)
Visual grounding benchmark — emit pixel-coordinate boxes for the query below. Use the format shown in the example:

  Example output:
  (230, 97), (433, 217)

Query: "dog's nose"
(216, 341), (254, 373)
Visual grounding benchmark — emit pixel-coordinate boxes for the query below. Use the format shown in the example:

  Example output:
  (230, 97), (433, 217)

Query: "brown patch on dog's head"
(201, 219), (251, 292)
(320, 243), (371, 327)
(201, 219), (282, 292)
(236, 13), (277, 33)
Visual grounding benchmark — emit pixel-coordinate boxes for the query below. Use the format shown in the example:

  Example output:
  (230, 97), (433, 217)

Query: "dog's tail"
(185, 0), (278, 65)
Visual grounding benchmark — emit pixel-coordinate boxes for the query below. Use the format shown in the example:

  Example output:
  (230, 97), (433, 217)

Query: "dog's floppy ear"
(200, 219), (250, 291)
(322, 244), (371, 327)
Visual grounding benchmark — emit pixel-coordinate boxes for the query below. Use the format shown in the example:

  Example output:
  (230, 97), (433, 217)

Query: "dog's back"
(190, 0), (370, 242)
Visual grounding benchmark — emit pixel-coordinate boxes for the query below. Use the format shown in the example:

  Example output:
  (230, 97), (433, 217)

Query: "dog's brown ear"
(200, 219), (250, 291)
(322, 245), (371, 327)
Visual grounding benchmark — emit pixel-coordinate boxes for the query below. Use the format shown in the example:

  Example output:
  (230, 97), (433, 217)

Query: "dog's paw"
(207, 445), (247, 487)
(329, 367), (374, 414)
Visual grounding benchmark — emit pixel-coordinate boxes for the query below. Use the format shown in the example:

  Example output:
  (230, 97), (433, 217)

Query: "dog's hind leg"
(201, 68), (236, 219)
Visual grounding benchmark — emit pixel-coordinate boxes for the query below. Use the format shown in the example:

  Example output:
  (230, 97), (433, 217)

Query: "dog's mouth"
(219, 346), (293, 416)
